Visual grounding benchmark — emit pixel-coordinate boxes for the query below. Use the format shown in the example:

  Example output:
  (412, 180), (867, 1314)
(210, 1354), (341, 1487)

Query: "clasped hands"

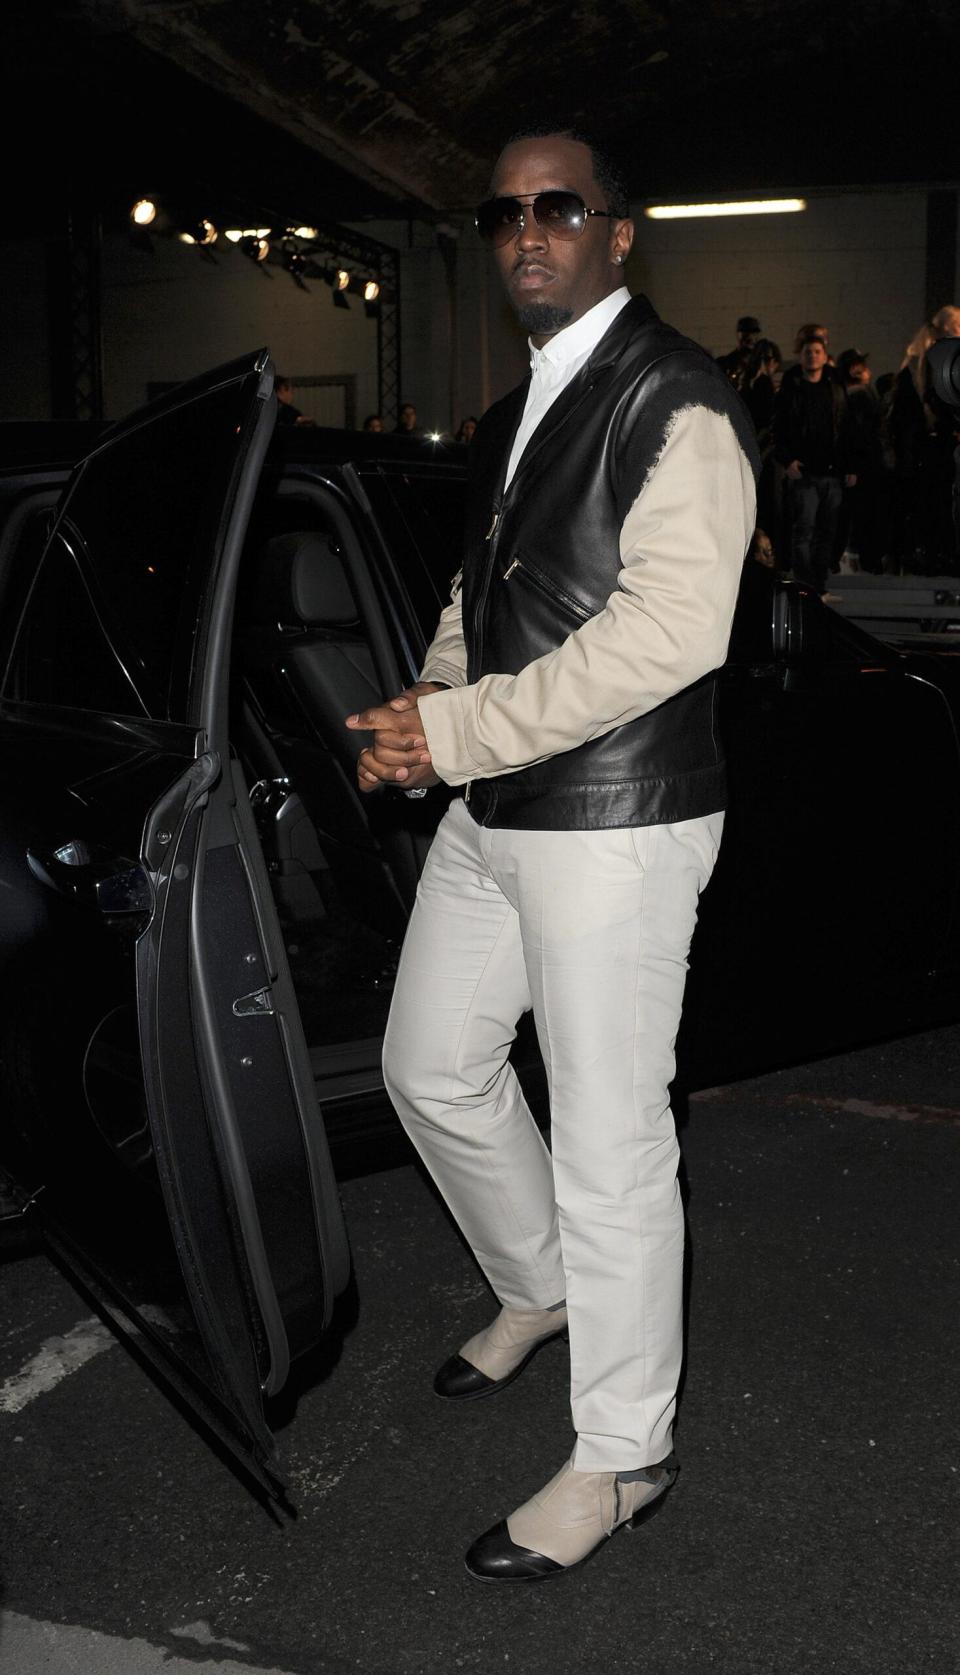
(345, 681), (442, 794)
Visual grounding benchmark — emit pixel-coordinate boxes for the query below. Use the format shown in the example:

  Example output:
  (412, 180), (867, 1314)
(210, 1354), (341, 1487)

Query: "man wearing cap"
(346, 126), (758, 1582)
(716, 315), (762, 391)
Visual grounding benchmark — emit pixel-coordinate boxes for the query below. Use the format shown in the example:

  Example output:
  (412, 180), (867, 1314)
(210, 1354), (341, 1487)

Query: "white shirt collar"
(528, 287), (632, 377)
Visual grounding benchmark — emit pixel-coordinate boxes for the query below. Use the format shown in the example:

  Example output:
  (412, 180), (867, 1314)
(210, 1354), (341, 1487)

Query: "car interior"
(231, 478), (459, 1131)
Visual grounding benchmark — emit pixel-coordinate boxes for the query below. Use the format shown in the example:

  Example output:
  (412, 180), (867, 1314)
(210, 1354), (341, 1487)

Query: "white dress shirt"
(504, 288), (632, 489)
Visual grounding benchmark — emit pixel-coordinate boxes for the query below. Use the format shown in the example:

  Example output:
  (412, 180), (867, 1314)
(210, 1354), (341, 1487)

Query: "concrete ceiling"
(11, 0), (959, 228)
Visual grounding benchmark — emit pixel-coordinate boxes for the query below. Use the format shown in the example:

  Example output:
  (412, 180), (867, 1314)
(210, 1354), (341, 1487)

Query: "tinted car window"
(51, 381), (254, 721)
(5, 534), (147, 716)
(358, 466), (465, 639)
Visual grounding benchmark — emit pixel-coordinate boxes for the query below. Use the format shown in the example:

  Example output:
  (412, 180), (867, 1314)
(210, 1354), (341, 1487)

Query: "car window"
(48, 380), (254, 722)
(357, 466), (465, 639)
(4, 532), (147, 716)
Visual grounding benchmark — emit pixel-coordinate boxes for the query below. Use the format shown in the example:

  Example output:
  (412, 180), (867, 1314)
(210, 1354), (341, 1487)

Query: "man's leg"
(462, 813), (722, 1582)
(382, 798), (565, 1311)
(813, 473), (843, 590)
(788, 475), (818, 586)
(496, 814), (723, 1473)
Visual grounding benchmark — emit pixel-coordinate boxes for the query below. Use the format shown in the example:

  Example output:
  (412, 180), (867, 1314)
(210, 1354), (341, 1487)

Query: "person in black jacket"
(837, 349), (884, 571)
(716, 314), (761, 392)
(347, 128), (757, 1582)
(889, 308), (960, 573)
(773, 330), (856, 594)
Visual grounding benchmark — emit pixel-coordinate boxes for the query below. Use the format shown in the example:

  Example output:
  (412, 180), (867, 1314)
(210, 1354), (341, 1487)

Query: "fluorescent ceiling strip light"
(644, 198), (807, 220)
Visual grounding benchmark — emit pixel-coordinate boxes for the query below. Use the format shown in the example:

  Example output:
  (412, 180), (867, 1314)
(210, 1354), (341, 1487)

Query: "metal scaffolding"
(46, 210), (104, 423)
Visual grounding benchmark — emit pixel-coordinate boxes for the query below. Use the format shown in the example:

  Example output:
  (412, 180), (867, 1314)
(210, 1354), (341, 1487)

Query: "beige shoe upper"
(458, 1304), (567, 1381)
(507, 1459), (668, 1568)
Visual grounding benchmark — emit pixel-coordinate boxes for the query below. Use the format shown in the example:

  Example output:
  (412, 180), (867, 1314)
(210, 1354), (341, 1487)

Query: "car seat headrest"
(253, 530), (359, 628)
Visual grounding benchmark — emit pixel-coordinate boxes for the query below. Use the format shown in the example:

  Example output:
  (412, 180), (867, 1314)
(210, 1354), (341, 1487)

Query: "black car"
(2, 351), (959, 1495)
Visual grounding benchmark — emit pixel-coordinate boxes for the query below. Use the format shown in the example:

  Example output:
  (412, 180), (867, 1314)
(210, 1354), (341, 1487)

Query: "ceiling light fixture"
(283, 249), (310, 289)
(131, 198), (158, 227)
(644, 198), (807, 220)
(363, 280), (380, 302)
(240, 235), (271, 263)
(335, 268), (351, 291)
(177, 218), (218, 245)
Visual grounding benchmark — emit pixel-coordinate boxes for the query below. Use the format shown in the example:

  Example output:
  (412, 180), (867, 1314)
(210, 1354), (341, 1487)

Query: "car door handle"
(27, 842), (154, 916)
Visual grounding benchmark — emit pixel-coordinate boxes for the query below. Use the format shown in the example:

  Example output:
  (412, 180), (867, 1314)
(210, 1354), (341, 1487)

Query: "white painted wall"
(626, 190), (937, 380)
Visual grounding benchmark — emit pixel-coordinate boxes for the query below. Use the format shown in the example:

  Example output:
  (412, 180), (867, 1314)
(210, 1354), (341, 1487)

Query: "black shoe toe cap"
(433, 1354), (497, 1400)
(465, 1521), (563, 1582)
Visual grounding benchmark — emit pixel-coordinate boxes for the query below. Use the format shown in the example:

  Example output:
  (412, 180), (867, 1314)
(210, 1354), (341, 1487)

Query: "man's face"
(800, 340), (827, 374)
(489, 136), (633, 342)
(848, 360), (870, 384)
(737, 329), (758, 351)
(399, 405), (417, 430)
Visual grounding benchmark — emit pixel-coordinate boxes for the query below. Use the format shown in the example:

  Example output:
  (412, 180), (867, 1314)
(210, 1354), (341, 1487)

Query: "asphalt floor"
(1, 1022), (959, 1675)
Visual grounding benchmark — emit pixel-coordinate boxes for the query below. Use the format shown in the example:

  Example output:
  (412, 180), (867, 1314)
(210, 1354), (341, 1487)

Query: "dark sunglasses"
(474, 190), (618, 248)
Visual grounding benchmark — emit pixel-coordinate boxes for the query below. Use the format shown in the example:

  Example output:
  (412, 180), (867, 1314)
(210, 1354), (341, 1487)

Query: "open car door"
(0, 352), (349, 1494)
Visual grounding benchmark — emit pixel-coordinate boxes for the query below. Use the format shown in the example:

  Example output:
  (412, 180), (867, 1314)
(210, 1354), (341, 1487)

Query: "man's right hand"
(786, 459), (804, 480)
(345, 681), (444, 794)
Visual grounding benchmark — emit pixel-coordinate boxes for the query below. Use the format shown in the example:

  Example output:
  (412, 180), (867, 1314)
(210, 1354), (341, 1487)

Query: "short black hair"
(501, 126), (631, 217)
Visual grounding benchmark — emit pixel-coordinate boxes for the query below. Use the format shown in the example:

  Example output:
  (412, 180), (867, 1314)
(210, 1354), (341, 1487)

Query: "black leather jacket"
(460, 295), (759, 831)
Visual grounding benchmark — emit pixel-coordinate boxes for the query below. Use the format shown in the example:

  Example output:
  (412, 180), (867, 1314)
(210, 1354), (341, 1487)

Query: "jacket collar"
(497, 294), (660, 497)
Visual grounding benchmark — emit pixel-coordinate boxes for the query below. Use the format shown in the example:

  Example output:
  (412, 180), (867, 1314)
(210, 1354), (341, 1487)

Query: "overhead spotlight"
(283, 249), (310, 289)
(333, 288), (350, 310)
(335, 268), (351, 291)
(240, 235), (271, 263)
(293, 225), (319, 240)
(177, 218), (218, 246)
(363, 280), (380, 302)
(226, 226), (272, 245)
(131, 197), (158, 227)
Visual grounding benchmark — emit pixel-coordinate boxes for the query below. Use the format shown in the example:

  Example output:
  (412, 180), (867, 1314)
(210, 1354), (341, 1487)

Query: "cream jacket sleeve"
(419, 577), (468, 689)
(417, 405), (756, 787)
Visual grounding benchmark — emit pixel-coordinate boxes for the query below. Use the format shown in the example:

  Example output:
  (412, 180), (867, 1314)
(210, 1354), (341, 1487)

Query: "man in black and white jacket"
(347, 128), (758, 1582)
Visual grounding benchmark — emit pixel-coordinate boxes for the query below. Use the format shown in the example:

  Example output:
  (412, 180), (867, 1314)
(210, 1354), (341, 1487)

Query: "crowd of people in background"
(718, 307), (960, 590)
(279, 302), (960, 591)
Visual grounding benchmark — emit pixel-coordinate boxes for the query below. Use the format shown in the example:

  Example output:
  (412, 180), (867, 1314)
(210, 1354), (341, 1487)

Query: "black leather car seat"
(236, 528), (420, 937)
(250, 529), (382, 756)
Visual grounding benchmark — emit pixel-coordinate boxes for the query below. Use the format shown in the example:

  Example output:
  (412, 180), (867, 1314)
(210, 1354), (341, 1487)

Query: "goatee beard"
(516, 301), (574, 335)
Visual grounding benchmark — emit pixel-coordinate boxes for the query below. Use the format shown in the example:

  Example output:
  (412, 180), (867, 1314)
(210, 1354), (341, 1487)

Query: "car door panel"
(0, 353), (350, 1490)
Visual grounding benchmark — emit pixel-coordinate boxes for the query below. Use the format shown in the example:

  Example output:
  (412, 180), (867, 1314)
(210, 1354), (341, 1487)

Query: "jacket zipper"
(501, 554), (593, 623)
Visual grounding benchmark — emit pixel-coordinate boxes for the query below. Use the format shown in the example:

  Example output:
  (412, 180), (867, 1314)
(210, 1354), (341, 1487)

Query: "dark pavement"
(2, 1023), (959, 1675)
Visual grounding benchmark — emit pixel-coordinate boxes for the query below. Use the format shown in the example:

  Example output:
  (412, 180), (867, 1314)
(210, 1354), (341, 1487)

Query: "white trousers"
(382, 796), (722, 1471)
